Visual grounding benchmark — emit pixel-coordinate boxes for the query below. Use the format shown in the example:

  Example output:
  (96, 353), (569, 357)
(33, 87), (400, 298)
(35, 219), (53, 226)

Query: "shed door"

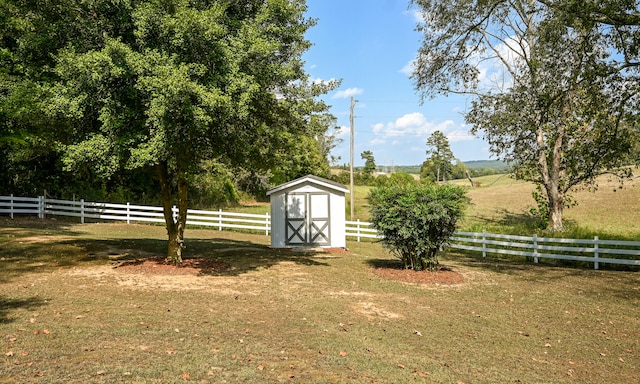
(286, 192), (330, 246)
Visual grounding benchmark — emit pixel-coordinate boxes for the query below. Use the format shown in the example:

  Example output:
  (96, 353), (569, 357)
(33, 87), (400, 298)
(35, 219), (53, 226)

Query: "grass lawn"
(1, 219), (639, 383)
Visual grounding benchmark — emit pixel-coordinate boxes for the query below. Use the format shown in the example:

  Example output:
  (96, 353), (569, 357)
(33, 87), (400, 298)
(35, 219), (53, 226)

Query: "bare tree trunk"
(465, 170), (475, 187)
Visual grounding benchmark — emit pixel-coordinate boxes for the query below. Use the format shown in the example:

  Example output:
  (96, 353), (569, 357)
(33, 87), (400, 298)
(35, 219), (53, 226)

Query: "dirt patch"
(373, 266), (464, 285)
(114, 257), (230, 276)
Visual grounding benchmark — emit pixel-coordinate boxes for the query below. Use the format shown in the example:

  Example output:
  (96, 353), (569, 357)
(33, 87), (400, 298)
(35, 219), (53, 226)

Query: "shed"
(267, 175), (349, 249)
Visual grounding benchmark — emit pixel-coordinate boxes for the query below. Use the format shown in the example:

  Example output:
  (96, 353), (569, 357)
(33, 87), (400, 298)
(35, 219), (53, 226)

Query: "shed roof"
(266, 174), (349, 196)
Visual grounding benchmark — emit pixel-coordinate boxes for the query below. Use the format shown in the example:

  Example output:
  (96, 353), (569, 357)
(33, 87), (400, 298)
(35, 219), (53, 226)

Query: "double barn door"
(285, 192), (330, 246)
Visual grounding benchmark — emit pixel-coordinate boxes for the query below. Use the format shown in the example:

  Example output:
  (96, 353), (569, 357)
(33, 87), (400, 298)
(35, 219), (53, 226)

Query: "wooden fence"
(2, 195), (639, 269)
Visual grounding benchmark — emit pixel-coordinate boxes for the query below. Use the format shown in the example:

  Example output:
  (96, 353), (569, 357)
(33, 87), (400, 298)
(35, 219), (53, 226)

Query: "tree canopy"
(422, 130), (454, 182)
(411, 0), (640, 230)
(1, 0), (337, 262)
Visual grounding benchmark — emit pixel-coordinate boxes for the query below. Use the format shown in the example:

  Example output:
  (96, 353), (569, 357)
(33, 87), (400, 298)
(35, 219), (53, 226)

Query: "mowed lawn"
(1, 219), (639, 383)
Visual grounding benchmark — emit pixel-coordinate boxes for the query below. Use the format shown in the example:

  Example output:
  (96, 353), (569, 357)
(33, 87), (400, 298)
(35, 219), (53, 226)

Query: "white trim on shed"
(267, 175), (348, 249)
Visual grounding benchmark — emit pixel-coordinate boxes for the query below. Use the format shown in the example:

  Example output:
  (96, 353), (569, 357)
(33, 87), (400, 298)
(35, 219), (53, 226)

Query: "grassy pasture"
(1, 219), (639, 383)
(234, 171), (640, 240)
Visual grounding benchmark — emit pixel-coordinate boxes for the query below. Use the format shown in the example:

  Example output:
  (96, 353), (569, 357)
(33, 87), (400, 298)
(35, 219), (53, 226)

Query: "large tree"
(2, 0), (336, 262)
(411, 0), (639, 230)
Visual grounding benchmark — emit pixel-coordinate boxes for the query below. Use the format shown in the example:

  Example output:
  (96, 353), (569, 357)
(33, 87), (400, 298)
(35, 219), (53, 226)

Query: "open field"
(1, 219), (639, 383)
(233, 171), (640, 240)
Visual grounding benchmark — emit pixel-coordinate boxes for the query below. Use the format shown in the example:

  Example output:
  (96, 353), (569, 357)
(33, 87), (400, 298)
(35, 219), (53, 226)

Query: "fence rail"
(2, 195), (639, 269)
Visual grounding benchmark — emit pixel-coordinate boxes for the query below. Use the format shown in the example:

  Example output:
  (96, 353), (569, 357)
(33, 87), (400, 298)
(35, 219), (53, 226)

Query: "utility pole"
(349, 96), (357, 221)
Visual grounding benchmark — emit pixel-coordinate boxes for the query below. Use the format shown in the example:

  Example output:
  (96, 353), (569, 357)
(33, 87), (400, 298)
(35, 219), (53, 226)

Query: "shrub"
(367, 183), (470, 271)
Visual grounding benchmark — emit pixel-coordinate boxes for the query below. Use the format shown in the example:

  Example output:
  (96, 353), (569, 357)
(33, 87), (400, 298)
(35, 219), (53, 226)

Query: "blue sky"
(302, 0), (492, 167)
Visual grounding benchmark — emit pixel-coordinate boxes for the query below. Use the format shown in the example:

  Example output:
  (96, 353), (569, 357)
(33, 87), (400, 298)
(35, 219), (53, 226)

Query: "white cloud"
(332, 87), (364, 99)
(334, 125), (350, 137)
(311, 77), (338, 86)
(373, 112), (455, 139)
(370, 138), (386, 145)
(400, 59), (416, 76)
(446, 129), (476, 142)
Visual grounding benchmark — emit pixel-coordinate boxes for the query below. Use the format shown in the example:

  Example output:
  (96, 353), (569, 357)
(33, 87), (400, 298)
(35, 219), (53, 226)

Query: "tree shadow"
(0, 296), (47, 324)
(365, 258), (404, 270)
(2, 218), (332, 280)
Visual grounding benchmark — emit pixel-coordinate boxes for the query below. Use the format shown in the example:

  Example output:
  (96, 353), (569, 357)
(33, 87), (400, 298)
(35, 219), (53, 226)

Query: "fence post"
(482, 230), (486, 258)
(218, 209), (222, 231)
(10, 194), (13, 219)
(594, 236), (600, 270)
(80, 199), (85, 224)
(38, 196), (44, 219)
(265, 212), (270, 236)
(533, 234), (538, 264)
(126, 202), (131, 224)
(357, 219), (361, 242)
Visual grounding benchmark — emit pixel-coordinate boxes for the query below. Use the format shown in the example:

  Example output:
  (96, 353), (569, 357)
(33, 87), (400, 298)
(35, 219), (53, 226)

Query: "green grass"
(232, 172), (640, 240)
(1, 220), (639, 383)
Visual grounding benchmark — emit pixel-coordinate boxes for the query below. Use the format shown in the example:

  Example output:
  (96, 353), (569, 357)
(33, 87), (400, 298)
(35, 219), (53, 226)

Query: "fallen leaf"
(413, 330), (423, 336)
(166, 349), (176, 355)
(545, 343), (552, 347)
(339, 351), (347, 357)
(182, 372), (190, 380)
(22, 352), (29, 357)
(9, 337), (17, 342)
(29, 318), (36, 323)
(75, 315), (84, 319)
(5, 351), (13, 357)
(619, 357), (625, 362)
(96, 370), (106, 375)
(600, 352), (606, 357)
(257, 364), (264, 371)
(398, 363), (405, 369)
(43, 329), (50, 334)
(33, 330), (40, 335)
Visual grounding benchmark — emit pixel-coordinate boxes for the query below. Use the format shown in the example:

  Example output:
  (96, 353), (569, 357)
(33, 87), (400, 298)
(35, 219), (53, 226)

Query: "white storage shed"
(267, 175), (349, 249)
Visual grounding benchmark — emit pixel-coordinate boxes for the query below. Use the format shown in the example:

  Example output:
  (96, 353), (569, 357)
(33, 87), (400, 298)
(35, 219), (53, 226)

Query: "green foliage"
(424, 130), (454, 182)
(361, 150), (376, 175)
(412, 0), (640, 231)
(367, 183), (470, 271)
(1, 0), (337, 262)
(189, 160), (240, 209)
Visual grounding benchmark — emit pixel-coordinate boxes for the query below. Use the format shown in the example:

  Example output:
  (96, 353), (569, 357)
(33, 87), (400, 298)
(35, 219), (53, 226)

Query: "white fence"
(2, 195), (640, 269)
(0, 195), (271, 235)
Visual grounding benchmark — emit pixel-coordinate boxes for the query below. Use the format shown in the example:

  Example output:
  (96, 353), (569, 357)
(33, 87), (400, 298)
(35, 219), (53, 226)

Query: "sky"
(302, 0), (493, 168)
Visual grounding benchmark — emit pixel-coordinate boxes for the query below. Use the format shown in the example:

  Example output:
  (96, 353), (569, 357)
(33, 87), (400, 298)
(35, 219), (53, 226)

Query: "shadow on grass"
(1, 218), (331, 279)
(366, 258), (403, 270)
(0, 296), (47, 324)
(446, 251), (640, 300)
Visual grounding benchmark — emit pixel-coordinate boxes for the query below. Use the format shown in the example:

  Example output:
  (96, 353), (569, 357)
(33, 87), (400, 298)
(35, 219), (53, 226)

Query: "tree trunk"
(465, 170), (475, 187)
(548, 197), (564, 230)
(157, 161), (188, 264)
